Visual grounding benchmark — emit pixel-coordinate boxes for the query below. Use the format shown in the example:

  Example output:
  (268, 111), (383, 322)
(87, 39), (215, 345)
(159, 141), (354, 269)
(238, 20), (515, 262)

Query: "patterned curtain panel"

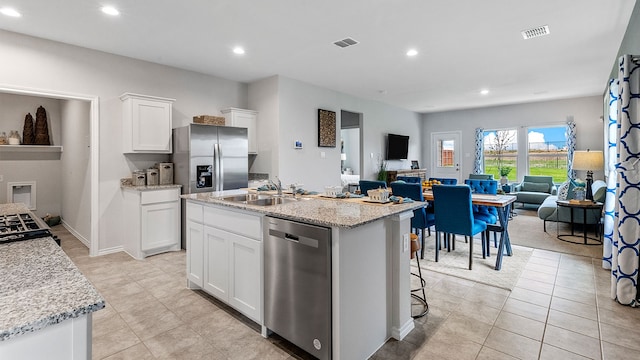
(566, 119), (576, 179)
(611, 54), (640, 306)
(474, 128), (483, 174)
(603, 79), (619, 270)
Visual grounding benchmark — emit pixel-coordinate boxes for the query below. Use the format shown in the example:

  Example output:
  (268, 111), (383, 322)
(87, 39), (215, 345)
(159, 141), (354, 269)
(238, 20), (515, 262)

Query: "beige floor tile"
(525, 262), (558, 275)
(597, 306), (640, 331)
(476, 346), (519, 360)
(430, 277), (474, 298)
(539, 343), (590, 360)
(501, 297), (549, 322)
(424, 289), (464, 312)
(547, 309), (599, 339)
(552, 284), (596, 305)
(417, 326), (482, 360)
(368, 338), (419, 360)
(516, 277), (555, 295)
(92, 320), (141, 359)
(484, 327), (541, 360)
(528, 256), (560, 268)
(531, 249), (562, 261)
(602, 340), (640, 360)
(439, 312), (493, 344)
(510, 286), (552, 307)
(554, 275), (595, 293)
(402, 307), (450, 347)
(454, 299), (501, 325)
(542, 324), (601, 359)
(494, 311), (545, 340)
(519, 268), (557, 285)
(158, 288), (220, 322)
(550, 296), (597, 320)
(120, 304), (184, 341)
(102, 343), (156, 360)
(143, 324), (218, 359)
(461, 285), (509, 310)
(600, 322), (640, 352)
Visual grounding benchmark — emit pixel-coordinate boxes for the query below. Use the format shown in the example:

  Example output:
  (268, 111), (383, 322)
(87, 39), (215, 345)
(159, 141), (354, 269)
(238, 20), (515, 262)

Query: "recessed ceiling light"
(233, 47), (245, 55)
(406, 49), (418, 57)
(101, 6), (120, 16)
(0, 7), (22, 17)
(480, 89), (490, 95)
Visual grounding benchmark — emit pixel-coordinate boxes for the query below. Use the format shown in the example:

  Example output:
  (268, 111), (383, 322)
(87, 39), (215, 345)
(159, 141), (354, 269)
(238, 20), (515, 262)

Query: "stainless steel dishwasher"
(264, 216), (332, 360)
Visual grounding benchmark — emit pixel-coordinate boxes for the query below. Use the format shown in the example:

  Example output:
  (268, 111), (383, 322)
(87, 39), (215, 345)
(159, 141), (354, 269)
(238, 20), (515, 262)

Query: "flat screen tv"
(386, 133), (409, 160)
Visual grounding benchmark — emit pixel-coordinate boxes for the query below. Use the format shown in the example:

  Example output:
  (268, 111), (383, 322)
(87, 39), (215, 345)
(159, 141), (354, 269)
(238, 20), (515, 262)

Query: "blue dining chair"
(359, 180), (387, 195)
(391, 182), (435, 259)
(428, 177), (458, 185)
(432, 185), (487, 270)
(464, 179), (500, 252)
(397, 176), (421, 183)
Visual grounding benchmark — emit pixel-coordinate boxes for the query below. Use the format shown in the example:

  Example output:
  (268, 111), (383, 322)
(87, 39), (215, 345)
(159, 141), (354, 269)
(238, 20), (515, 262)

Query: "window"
(527, 126), (568, 183)
(483, 129), (517, 181)
(437, 139), (455, 167)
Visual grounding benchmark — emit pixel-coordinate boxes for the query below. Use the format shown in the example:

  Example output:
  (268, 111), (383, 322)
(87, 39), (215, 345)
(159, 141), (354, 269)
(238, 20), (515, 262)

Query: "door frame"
(430, 131), (462, 183)
(0, 84), (100, 256)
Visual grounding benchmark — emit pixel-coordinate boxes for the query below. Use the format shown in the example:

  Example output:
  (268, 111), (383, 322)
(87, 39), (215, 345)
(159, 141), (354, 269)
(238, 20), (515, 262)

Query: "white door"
(431, 131), (462, 182)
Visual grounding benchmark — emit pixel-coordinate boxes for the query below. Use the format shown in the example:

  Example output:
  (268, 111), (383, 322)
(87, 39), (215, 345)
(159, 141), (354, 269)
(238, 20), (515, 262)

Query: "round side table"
(555, 200), (603, 245)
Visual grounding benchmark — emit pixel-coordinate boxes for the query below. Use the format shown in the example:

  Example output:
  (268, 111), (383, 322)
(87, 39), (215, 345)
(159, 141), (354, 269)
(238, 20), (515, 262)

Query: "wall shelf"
(0, 145), (63, 153)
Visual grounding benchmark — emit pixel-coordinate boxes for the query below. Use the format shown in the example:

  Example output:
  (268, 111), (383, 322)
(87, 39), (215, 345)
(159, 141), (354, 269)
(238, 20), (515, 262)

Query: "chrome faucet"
(270, 177), (283, 196)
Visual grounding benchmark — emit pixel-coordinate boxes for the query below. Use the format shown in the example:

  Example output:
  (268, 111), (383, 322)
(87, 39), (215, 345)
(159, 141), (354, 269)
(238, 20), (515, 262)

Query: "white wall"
(0, 93), (62, 217)
(1, 29), (247, 253)
(422, 96), (605, 182)
(61, 99), (91, 242)
(251, 76), (422, 191)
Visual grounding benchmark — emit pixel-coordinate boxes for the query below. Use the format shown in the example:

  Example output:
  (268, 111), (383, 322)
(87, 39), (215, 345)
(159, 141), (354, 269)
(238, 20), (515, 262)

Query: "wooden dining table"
(422, 190), (517, 270)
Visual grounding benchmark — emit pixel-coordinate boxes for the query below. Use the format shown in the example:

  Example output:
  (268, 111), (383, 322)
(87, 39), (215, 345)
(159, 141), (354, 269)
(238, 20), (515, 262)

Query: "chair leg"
(469, 234), (473, 270)
(420, 229), (426, 259)
(435, 232), (440, 262)
(482, 232), (486, 259)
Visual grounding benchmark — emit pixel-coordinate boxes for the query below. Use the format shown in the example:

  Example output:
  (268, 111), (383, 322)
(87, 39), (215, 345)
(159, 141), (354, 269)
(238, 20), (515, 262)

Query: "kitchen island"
(182, 190), (423, 360)
(0, 204), (105, 360)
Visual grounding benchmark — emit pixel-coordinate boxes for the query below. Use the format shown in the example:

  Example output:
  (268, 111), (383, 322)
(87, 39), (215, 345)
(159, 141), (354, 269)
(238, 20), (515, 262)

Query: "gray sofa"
(514, 175), (556, 207)
(537, 180), (606, 231)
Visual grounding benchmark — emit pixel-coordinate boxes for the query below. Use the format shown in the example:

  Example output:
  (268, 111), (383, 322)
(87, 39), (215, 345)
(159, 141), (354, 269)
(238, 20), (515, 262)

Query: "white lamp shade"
(573, 150), (604, 171)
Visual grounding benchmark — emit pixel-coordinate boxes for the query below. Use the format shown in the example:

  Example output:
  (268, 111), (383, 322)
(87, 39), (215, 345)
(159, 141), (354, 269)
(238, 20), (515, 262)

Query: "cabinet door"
(229, 234), (262, 322)
(203, 226), (229, 300)
(186, 220), (204, 287)
(131, 98), (172, 152)
(222, 108), (257, 154)
(140, 201), (179, 251)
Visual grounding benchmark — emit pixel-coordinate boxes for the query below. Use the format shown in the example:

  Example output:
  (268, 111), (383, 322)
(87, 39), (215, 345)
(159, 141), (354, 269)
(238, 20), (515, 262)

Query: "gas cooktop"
(0, 213), (55, 244)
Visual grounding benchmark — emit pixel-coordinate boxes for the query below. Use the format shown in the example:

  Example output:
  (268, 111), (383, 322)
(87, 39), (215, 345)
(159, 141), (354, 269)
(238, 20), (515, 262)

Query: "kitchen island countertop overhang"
(181, 190), (425, 228)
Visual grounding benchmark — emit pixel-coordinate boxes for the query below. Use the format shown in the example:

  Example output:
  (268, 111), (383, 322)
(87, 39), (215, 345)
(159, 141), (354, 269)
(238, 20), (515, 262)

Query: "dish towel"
(389, 195), (414, 204)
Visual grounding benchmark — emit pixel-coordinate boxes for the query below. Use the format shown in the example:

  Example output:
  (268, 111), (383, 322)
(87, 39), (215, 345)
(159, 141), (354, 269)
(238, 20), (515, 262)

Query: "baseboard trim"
(61, 220), (90, 248)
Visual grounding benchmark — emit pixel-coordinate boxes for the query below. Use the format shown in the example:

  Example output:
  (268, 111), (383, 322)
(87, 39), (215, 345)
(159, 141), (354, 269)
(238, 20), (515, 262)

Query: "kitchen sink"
(221, 193), (311, 206)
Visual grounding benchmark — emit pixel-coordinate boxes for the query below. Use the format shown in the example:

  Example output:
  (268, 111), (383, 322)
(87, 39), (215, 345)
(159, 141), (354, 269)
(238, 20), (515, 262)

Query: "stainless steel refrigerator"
(172, 124), (248, 247)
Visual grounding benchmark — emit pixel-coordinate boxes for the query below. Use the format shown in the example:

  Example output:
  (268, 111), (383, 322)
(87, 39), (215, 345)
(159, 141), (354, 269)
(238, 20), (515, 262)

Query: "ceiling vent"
(333, 37), (359, 48)
(521, 25), (550, 40)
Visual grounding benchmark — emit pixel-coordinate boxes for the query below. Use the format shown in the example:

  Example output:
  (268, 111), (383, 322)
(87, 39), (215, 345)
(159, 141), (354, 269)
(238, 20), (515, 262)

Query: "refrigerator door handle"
(217, 144), (224, 191)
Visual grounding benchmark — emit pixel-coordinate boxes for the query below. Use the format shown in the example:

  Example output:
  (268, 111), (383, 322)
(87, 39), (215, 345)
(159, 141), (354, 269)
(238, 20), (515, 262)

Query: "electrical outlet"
(403, 233), (409, 252)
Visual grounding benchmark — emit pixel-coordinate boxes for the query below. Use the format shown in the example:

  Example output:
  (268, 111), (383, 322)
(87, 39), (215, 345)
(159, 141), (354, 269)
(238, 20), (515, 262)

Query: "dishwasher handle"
(268, 228), (319, 248)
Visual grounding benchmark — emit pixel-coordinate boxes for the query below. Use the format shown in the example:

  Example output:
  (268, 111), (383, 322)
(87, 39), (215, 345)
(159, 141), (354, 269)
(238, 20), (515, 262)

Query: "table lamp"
(572, 150), (604, 201)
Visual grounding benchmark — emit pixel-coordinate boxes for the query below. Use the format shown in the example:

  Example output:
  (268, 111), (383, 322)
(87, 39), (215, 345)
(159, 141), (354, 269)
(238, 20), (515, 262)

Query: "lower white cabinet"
(123, 187), (181, 260)
(186, 200), (262, 323)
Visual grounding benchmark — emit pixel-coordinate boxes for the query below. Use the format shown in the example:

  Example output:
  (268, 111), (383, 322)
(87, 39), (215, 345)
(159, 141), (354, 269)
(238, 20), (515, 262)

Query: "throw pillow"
(557, 181), (570, 200)
(567, 179), (586, 200)
(521, 182), (550, 193)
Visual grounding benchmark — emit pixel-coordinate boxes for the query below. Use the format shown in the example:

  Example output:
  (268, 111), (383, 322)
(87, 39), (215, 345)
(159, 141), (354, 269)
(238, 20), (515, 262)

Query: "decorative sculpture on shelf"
(34, 106), (50, 145)
(22, 112), (35, 145)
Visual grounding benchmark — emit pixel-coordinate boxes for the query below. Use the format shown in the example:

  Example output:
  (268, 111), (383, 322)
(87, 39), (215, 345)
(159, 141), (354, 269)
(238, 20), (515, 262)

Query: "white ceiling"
(0, 0), (636, 113)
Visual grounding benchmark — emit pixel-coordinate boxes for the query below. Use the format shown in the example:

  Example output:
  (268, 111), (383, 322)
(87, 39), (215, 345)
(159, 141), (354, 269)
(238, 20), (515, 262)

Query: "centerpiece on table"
(499, 166), (512, 186)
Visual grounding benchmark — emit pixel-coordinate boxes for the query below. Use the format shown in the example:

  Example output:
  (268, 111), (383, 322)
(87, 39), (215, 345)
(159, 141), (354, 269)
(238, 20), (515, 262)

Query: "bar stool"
(410, 233), (429, 318)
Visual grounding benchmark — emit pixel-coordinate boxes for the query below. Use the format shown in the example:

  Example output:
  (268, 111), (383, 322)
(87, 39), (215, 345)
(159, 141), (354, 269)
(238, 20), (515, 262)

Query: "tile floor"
(54, 226), (640, 360)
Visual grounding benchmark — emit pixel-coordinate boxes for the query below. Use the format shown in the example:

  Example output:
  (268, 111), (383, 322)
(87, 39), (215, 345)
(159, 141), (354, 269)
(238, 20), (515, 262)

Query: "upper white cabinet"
(121, 93), (175, 153)
(221, 108), (258, 154)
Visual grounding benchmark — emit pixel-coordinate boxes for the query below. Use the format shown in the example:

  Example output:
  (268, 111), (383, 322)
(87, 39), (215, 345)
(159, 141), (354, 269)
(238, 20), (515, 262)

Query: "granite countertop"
(0, 237), (105, 341)
(182, 190), (424, 228)
(0, 203), (32, 216)
(120, 178), (182, 190)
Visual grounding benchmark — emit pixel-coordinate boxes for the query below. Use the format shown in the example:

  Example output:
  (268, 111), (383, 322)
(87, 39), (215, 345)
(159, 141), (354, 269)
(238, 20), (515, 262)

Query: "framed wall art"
(318, 109), (336, 147)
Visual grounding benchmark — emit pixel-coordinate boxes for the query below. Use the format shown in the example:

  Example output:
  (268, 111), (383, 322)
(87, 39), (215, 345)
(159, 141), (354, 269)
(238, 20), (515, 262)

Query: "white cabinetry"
(122, 188), (181, 259)
(186, 200), (263, 323)
(221, 108), (258, 154)
(121, 93), (175, 153)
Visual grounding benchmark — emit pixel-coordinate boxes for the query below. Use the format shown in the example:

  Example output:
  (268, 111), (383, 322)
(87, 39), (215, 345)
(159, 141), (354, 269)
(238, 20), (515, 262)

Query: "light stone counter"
(0, 238), (105, 342)
(120, 178), (182, 190)
(182, 190), (425, 229)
